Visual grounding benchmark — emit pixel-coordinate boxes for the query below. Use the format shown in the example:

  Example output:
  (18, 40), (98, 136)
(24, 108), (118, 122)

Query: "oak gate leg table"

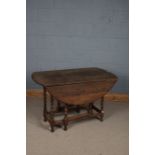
(32, 67), (117, 132)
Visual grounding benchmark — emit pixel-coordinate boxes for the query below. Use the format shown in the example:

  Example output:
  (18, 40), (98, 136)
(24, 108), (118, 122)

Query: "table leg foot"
(64, 122), (68, 131)
(100, 115), (104, 122)
(63, 104), (68, 131)
(43, 116), (47, 122)
(50, 123), (54, 132)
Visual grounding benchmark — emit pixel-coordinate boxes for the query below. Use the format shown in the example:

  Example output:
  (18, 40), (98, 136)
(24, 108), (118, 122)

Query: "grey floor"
(27, 96), (129, 155)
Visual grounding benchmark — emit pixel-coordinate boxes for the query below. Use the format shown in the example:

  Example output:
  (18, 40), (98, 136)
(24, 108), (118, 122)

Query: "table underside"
(44, 94), (105, 132)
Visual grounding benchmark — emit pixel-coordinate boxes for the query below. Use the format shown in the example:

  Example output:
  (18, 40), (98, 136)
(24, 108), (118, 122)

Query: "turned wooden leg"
(87, 103), (93, 114)
(100, 97), (104, 121)
(76, 105), (80, 113)
(90, 103), (93, 114)
(57, 101), (61, 112)
(43, 87), (47, 122)
(50, 95), (55, 132)
(63, 104), (68, 131)
(50, 122), (54, 132)
(87, 104), (90, 113)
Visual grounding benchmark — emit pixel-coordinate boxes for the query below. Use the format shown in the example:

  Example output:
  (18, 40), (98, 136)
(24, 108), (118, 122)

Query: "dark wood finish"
(26, 89), (129, 102)
(57, 101), (61, 111)
(46, 80), (116, 105)
(63, 104), (68, 131)
(47, 111), (102, 124)
(43, 87), (47, 121)
(67, 112), (101, 122)
(32, 67), (117, 87)
(32, 67), (117, 132)
(50, 95), (54, 132)
(100, 97), (104, 121)
(92, 104), (101, 113)
(75, 105), (80, 113)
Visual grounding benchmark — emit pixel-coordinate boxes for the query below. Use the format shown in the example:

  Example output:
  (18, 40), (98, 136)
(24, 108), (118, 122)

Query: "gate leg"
(50, 95), (55, 132)
(76, 105), (80, 113)
(43, 87), (47, 122)
(63, 104), (68, 131)
(100, 97), (104, 121)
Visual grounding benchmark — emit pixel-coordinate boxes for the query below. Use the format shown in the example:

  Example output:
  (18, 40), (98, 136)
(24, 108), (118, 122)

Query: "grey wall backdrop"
(26, 0), (129, 93)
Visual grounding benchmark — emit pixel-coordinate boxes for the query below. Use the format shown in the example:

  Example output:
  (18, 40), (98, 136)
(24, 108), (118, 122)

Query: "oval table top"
(32, 67), (117, 87)
(32, 67), (117, 105)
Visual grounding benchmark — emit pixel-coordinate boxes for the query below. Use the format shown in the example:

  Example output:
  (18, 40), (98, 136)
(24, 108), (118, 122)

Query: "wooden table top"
(32, 67), (117, 87)
(32, 67), (117, 105)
